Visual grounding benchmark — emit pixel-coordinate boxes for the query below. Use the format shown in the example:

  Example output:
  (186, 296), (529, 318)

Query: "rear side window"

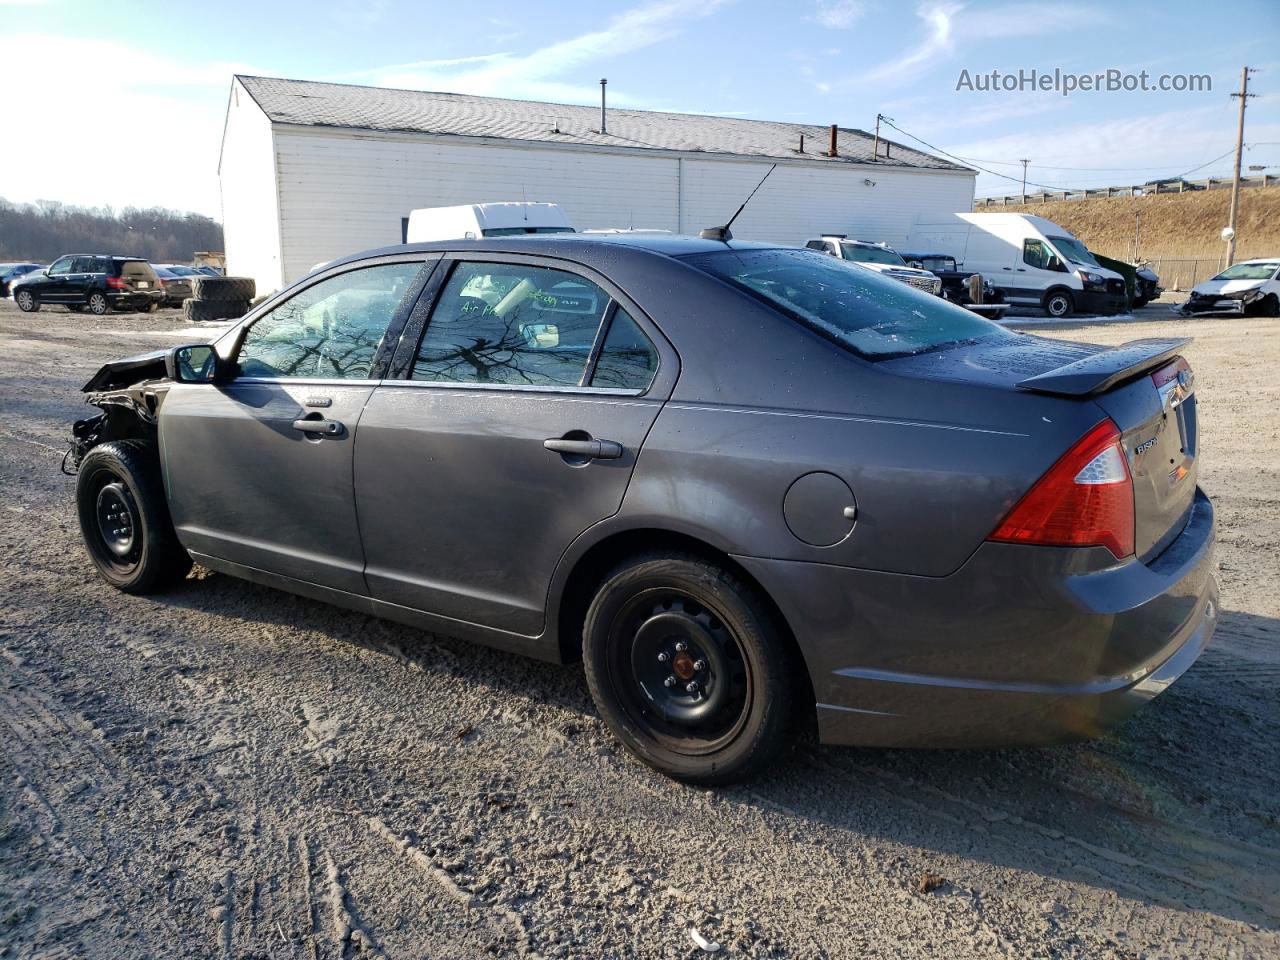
(236, 262), (424, 380)
(413, 262), (610, 387)
(591, 308), (658, 390)
(120, 260), (156, 280)
(683, 248), (1005, 360)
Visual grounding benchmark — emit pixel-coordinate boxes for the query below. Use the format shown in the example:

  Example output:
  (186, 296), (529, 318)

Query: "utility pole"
(1225, 66), (1256, 265)
(1019, 159), (1029, 199)
(873, 114), (882, 161)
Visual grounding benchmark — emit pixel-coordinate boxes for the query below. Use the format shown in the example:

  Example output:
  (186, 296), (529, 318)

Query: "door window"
(236, 262), (424, 380)
(1022, 239), (1056, 270)
(48, 257), (73, 276)
(413, 262), (611, 387)
(590, 308), (659, 390)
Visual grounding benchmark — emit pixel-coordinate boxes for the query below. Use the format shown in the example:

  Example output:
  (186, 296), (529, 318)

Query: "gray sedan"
(68, 235), (1217, 784)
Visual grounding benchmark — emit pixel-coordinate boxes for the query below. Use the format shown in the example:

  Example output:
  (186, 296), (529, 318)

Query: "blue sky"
(1, 0), (1276, 218)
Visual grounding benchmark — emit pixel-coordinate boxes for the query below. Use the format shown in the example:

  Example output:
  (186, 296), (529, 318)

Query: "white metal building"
(218, 75), (976, 293)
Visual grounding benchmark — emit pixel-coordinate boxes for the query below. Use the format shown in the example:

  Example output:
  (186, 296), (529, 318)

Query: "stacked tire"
(183, 276), (255, 323)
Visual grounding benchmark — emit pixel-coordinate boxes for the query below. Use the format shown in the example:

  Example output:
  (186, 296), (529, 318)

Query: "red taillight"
(988, 419), (1135, 560)
(106, 276), (127, 290)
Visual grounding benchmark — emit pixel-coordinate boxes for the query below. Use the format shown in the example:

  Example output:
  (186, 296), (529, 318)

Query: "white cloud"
(0, 35), (252, 216)
(362, 0), (731, 107)
(808, 0), (866, 29)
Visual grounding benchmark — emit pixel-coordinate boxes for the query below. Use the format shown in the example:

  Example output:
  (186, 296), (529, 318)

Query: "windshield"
(839, 242), (905, 266)
(481, 226), (576, 237)
(1047, 235), (1100, 268)
(907, 256), (955, 272)
(683, 248), (1006, 360)
(1212, 262), (1278, 281)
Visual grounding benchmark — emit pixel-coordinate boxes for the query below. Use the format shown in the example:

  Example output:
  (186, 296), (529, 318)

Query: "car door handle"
(293, 418), (343, 436)
(543, 437), (624, 459)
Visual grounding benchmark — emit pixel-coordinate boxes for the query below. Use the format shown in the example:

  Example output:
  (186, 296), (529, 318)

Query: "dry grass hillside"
(990, 188), (1280, 262)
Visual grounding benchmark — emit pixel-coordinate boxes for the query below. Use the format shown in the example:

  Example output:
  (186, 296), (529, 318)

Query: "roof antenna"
(699, 164), (776, 241)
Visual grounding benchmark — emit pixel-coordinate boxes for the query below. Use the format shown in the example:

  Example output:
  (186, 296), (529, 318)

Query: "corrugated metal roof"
(235, 75), (969, 173)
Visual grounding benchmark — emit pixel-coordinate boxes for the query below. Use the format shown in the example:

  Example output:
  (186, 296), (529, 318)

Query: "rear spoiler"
(1016, 337), (1191, 397)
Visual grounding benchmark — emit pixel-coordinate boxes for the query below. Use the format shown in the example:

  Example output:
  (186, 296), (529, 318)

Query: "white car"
(1182, 259), (1280, 316)
(804, 236), (942, 295)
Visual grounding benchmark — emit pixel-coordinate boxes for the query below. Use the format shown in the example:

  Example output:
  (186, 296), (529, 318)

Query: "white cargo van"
(406, 203), (575, 242)
(905, 212), (1125, 317)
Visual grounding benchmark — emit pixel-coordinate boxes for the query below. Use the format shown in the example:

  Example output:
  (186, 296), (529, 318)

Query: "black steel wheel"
(583, 553), (793, 784)
(87, 292), (110, 315)
(15, 288), (38, 312)
(76, 440), (192, 593)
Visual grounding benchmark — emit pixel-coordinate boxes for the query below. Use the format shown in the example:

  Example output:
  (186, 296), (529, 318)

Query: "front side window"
(236, 262), (424, 380)
(48, 257), (73, 276)
(413, 262), (611, 387)
(1022, 239), (1055, 270)
(683, 248), (1006, 360)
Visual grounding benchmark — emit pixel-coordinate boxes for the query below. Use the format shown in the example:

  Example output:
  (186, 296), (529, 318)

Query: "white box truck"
(905, 212), (1126, 318)
(406, 203), (575, 242)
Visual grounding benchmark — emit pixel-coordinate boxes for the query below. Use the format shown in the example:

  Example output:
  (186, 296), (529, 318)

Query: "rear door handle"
(293, 418), (344, 436)
(543, 437), (624, 459)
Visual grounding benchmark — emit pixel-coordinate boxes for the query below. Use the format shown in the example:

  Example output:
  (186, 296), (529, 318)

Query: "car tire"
(192, 276), (256, 302)
(14, 288), (39, 312)
(76, 440), (192, 594)
(582, 552), (793, 785)
(142, 300), (159, 314)
(87, 292), (111, 315)
(1043, 288), (1074, 318)
(183, 298), (249, 322)
(1253, 293), (1280, 318)
(67, 304), (84, 313)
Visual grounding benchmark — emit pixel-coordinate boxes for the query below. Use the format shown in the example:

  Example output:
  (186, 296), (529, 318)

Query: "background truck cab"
(905, 212), (1126, 318)
(803, 236), (942, 295)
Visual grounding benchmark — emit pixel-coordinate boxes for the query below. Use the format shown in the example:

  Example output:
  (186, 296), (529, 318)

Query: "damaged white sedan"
(1181, 258), (1280, 316)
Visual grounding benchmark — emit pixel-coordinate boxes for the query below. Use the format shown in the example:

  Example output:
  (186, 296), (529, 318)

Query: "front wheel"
(1043, 289), (1075, 318)
(582, 553), (793, 785)
(76, 440), (192, 593)
(87, 292), (110, 315)
(14, 288), (38, 312)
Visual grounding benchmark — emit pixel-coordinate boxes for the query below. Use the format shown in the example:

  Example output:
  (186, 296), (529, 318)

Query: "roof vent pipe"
(827, 124), (838, 157)
(600, 78), (607, 134)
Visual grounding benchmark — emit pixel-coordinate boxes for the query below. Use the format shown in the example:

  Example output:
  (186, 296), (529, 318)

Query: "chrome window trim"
(376, 378), (646, 398)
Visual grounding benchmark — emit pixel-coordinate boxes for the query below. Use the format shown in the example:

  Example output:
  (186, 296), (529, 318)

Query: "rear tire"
(15, 288), (38, 312)
(141, 300), (159, 314)
(76, 440), (192, 594)
(67, 304), (84, 313)
(582, 553), (793, 785)
(1043, 288), (1074, 318)
(87, 292), (110, 315)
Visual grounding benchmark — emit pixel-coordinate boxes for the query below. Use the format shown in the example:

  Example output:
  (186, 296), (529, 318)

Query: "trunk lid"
(879, 334), (1199, 562)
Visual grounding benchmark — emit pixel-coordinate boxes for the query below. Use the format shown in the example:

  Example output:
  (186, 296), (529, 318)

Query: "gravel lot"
(1, 298), (1277, 959)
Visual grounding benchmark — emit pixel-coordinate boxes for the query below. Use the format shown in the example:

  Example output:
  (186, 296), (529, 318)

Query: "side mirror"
(1045, 256), (1064, 272)
(166, 344), (221, 383)
(907, 260), (924, 269)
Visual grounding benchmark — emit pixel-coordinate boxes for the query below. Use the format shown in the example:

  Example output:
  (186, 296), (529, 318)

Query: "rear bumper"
(108, 290), (164, 309)
(736, 487), (1217, 748)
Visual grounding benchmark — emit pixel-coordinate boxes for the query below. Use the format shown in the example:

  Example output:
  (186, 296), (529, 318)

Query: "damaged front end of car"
(64, 350), (174, 475)
(1180, 285), (1272, 316)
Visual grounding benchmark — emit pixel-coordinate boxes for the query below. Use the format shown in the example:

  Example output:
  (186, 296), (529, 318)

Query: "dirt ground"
(1, 298), (1277, 959)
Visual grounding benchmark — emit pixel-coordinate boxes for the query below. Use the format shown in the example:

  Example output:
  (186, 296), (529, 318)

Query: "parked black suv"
(13, 255), (164, 315)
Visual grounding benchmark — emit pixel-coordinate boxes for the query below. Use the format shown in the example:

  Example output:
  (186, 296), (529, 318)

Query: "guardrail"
(975, 174), (1276, 208)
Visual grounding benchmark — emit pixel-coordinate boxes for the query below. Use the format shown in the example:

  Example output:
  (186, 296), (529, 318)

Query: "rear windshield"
(683, 248), (1005, 360)
(119, 260), (157, 280)
(908, 256), (956, 272)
